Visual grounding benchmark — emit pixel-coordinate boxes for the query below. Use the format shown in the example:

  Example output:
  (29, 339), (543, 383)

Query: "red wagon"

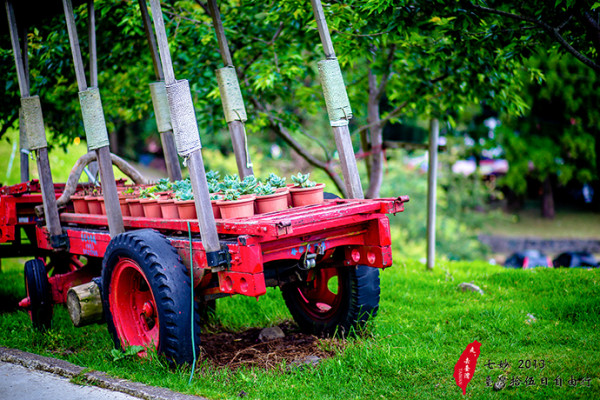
(1, 0), (408, 365)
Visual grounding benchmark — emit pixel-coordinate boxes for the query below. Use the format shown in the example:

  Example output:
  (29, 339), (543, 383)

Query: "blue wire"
(187, 221), (196, 384)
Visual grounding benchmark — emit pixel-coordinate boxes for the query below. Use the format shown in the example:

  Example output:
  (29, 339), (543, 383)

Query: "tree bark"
(365, 69), (384, 199)
(541, 176), (555, 219)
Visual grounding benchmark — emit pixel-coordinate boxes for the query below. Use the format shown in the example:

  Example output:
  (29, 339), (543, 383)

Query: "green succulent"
(155, 178), (171, 192)
(239, 176), (258, 195)
(175, 189), (194, 201)
(223, 188), (241, 201)
(206, 170), (220, 184)
(291, 172), (316, 188)
(255, 183), (276, 196)
(139, 188), (158, 199)
(266, 173), (286, 188)
(219, 174), (240, 191)
(208, 180), (220, 194)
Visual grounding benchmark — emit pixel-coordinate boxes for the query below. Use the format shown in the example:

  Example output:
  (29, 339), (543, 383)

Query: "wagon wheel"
(23, 259), (53, 330)
(101, 229), (201, 365)
(281, 263), (380, 336)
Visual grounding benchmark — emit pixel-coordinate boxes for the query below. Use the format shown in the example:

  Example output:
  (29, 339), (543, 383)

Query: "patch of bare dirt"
(199, 321), (343, 370)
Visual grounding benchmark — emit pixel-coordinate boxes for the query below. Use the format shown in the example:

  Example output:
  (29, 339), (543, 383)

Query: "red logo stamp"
(454, 340), (482, 395)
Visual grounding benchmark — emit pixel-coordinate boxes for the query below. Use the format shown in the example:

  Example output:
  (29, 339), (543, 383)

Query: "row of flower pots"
(70, 173), (326, 220)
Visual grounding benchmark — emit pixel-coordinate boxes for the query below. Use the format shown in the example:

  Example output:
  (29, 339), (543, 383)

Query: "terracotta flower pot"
(158, 198), (179, 219)
(255, 188), (289, 214)
(175, 200), (197, 219)
(141, 198), (162, 218)
(71, 194), (88, 214)
(126, 198), (144, 217)
(99, 198), (106, 215)
(85, 195), (102, 214)
(119, 196), (131, 217)
(217, 195), (255, 219)
(290, 183), (325, 207)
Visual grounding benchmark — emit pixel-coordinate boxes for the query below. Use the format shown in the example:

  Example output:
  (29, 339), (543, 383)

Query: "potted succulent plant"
(174, 187), (196, 219)
(216, 188), (255, 219)
(153, 178), (173, 198)
(254, 183), (289, 214)
(118, 187), (136, 217)
(125, 187), (144, 217)
(85, 187), (103, 215)
(289, 172), (325, 207)
(139, 188), (162, 218)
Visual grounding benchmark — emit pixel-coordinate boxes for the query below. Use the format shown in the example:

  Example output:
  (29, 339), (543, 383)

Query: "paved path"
(0, 347), (207, 400)
(0, 361), (137, 400)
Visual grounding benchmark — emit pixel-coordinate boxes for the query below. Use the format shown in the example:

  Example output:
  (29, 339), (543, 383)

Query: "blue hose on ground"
(187, 221), (196, 384)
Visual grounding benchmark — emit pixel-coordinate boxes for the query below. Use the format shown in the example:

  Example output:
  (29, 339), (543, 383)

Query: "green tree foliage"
(499, 51), (598, 216)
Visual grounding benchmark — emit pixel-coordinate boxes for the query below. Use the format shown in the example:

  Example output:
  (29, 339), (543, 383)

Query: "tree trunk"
(541, 177), (555, 219)
(365, 69), (384, 199)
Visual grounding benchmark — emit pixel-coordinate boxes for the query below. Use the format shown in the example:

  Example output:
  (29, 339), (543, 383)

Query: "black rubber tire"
(282, 264), (380, 336)
(101, 229), (201, 365)
(24, 259), (53, 330)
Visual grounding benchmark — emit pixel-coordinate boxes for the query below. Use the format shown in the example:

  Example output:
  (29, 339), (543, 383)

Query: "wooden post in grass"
(6, 0), (64, 246)
(148, 0), (221, 254)
(207, 0), (254, 179)
(309, 0), (363, 199)
(62, 0), (124, 237)
(426, 119), (439, 270)
(138, 0), (183, 182)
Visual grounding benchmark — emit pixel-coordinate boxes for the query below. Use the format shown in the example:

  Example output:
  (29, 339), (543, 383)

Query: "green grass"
(0, 256), (598, 400)
(483, 203), (600, 239)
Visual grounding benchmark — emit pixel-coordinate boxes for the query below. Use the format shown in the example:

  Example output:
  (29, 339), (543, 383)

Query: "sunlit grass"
(1, 256), (598, 399)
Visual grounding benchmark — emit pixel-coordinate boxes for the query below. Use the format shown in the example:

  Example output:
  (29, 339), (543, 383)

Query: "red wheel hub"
(109, 258), (159, 353)
(294, 267), (343, 321)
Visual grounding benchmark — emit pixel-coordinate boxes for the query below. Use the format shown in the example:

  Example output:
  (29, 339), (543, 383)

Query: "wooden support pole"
(149, 0), (221, 253)
(6, 0), (63, 240)
(138, 0), (182, 181)
(19, 107), (29, 182)
(19, 22), (29, 182)
(426, 118), (439, 270)
(87, 0), (99, 182)
(207, 0), (253, 179)
(88, 0), (97, 87)
(207, 0), (232, 66)
(309, 0), (363, 199)
(63, 0), (124, 237)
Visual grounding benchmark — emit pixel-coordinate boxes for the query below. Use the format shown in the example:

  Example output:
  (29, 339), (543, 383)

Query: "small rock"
(258, 326), (285, 342)
(288, 355), (322, 371)
(525, 313), (537, 324)
(458, 282), (484, 295)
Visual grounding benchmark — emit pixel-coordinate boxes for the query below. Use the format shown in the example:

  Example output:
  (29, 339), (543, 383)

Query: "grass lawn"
(0, 255), (598, 399)
(483, 202), (600, 239)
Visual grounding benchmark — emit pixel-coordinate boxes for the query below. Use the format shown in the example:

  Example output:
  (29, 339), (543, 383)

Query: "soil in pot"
(217, 195), (255, 219)
(290, 183), (325, 207)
